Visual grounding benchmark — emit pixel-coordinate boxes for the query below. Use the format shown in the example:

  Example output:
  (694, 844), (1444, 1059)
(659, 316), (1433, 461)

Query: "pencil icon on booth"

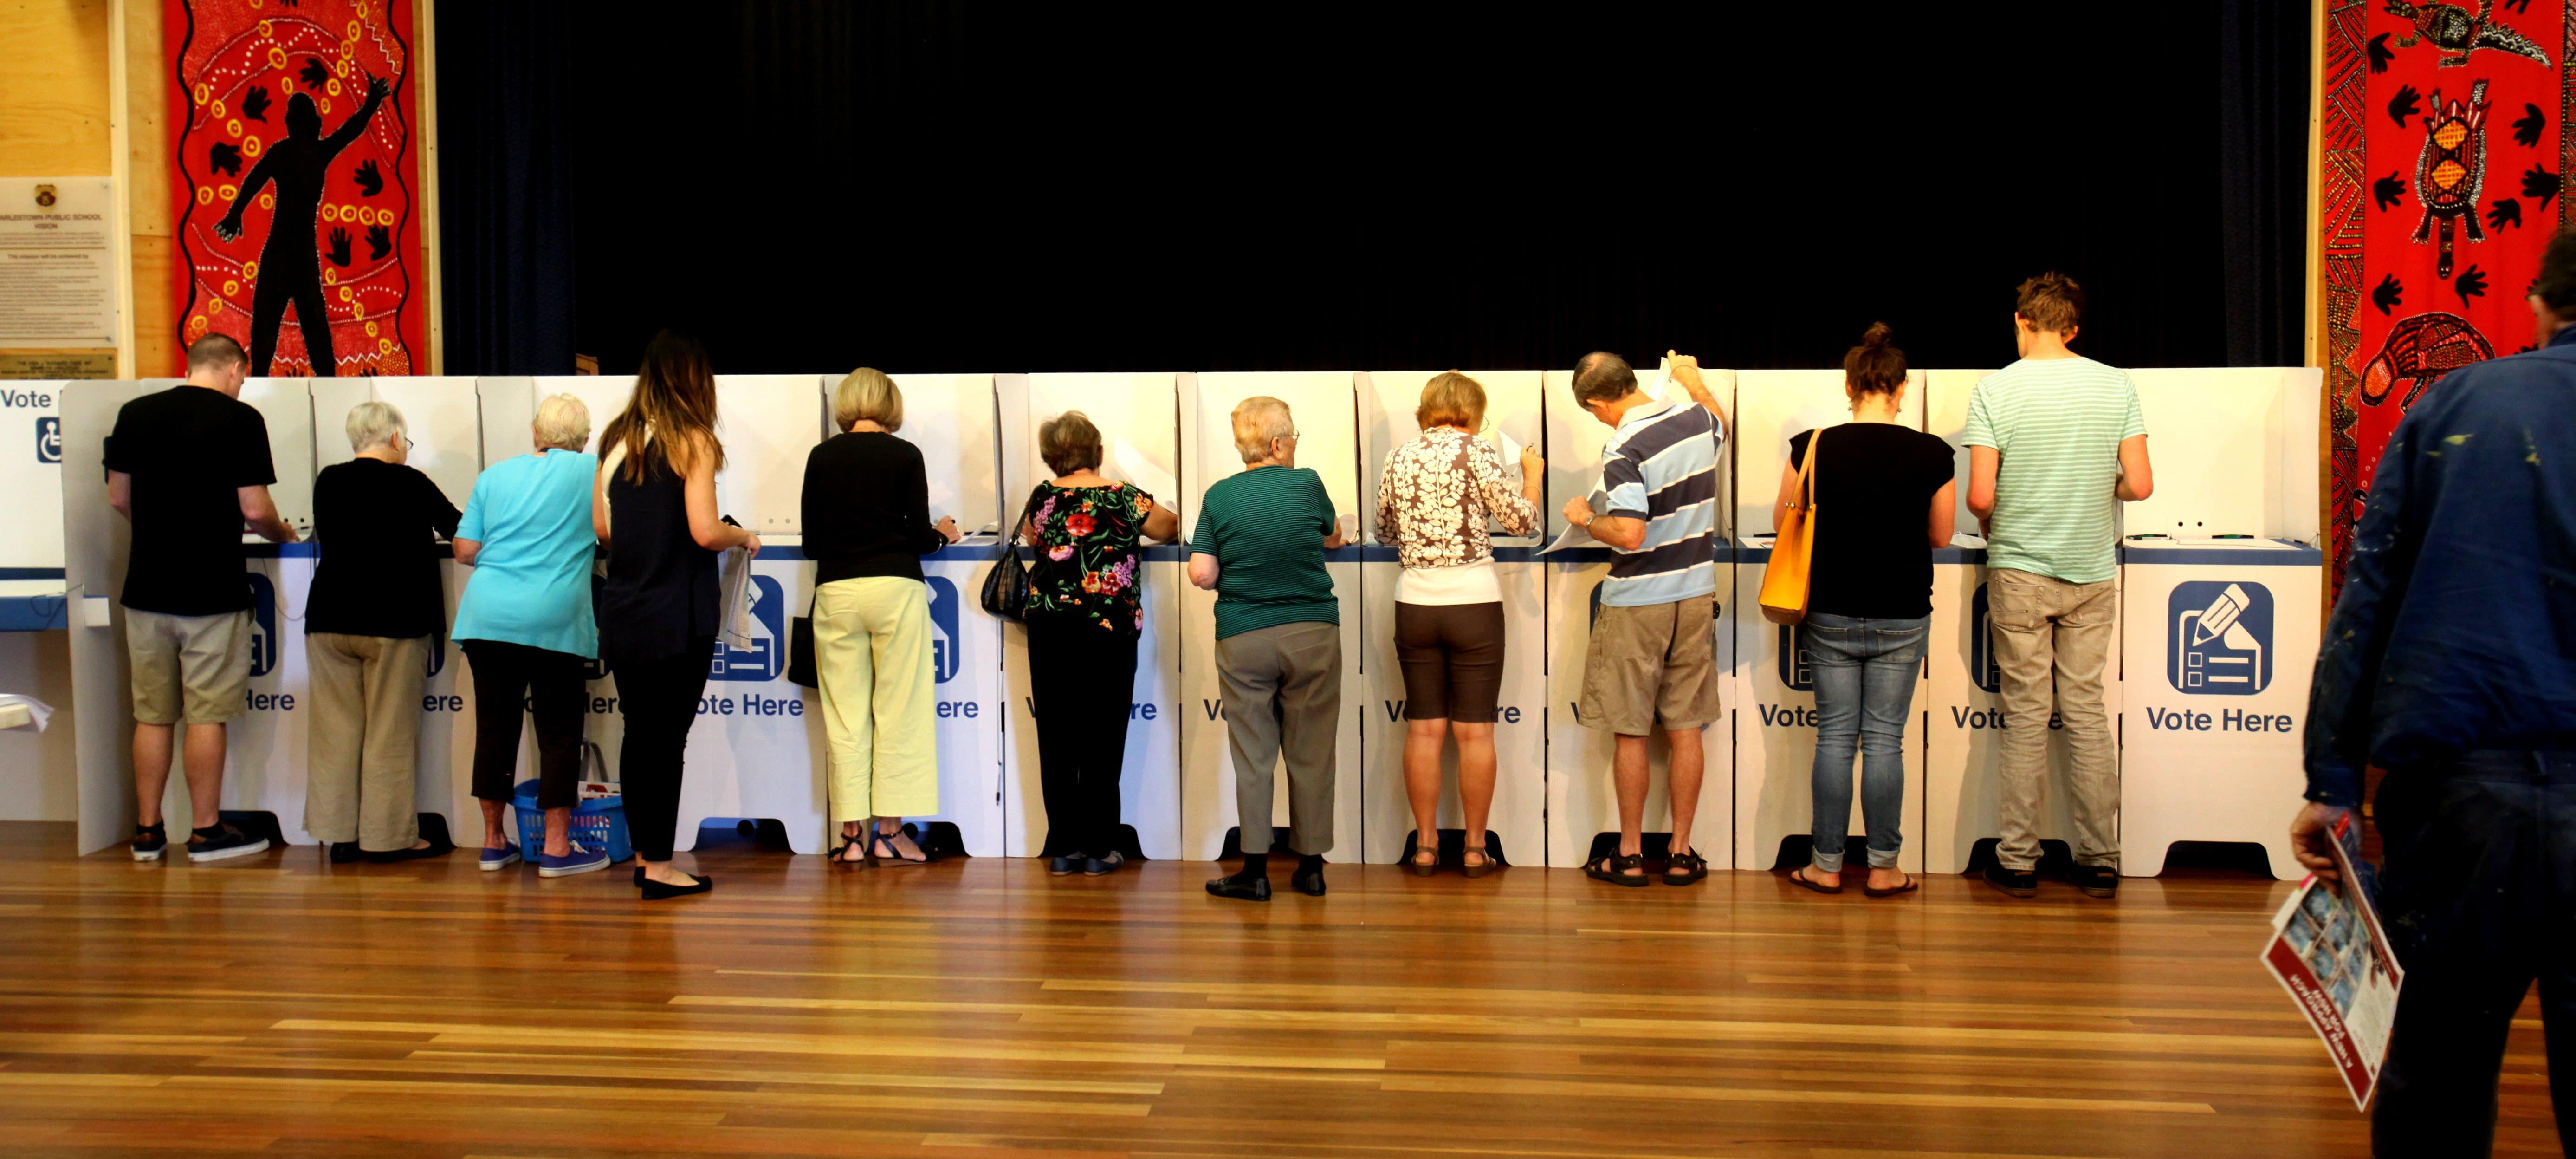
(2191, 584), (2251, 647)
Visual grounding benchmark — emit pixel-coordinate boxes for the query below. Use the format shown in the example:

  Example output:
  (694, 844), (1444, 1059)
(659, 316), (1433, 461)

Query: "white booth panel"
(0, 380), (65, 570)
(1735, 370), (1925, 536)
(1178, 372), (1366, 862)
(1359, 371), (1544, 540)
(1923, 370), (1992, 538)
(1920, 558), (2118, 874)
(889, 373), (1003, 535)
(2125, 368), (2324, 542)
(310, 377), (484, 507)
(206, 549), (315, 841)
(998, 372), (1184, 860)
(712, 375), (828, 537)
(476, 377), (539, 465)
(1730, 544), (1925, 873)
(419, 558), (479, 842)
(2120, 543), (2320, 879)
(668, 554), (831, 854)
(236, 377), (315, 534)
(1543, 557), (1732, 868)
(1540, 366), (1736, 547)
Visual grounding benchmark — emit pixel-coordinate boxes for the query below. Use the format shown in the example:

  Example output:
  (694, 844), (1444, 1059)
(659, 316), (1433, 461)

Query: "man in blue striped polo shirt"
(1562, 351), (1727, 887)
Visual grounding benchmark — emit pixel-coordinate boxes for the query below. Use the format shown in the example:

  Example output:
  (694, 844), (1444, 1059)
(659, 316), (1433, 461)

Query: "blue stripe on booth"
(0, 594), (71, 631)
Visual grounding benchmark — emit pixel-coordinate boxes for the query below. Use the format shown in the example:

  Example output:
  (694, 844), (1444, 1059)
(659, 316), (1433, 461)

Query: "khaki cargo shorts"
(1578, 593), (1721, 736)
(125, 608), (252, 726)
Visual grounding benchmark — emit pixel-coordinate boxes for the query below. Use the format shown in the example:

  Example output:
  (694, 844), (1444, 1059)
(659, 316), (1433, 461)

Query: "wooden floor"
(0, 823), (2557, 1159)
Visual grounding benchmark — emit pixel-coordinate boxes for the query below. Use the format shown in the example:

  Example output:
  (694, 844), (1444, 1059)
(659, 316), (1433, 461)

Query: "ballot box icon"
(2167, 580), (2273, 695)
(246, 572), (279, 678)
(1969, 582), (2002, 694)
(1778, 625), (1813, 692)
(926, 576), (961, 684)
(709, 575), (787, 682)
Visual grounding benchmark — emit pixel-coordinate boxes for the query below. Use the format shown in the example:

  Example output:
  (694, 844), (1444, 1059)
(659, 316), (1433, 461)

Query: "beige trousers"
(1986, 568), (2118, 871)
(304, 632), (429, 851)
(815, 577), (941, 824)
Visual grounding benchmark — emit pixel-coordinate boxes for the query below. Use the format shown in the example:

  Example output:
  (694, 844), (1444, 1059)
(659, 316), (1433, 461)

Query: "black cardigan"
(800, 431), (949, 584)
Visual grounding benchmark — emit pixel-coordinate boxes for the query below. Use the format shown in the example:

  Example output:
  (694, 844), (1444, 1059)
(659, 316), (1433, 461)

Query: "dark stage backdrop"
(437, 2), (2309, 378)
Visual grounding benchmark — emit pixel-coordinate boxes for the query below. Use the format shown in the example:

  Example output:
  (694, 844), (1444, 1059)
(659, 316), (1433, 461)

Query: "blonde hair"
(344, 400), (407, 452)
(1416, 371), (1485, 430)
(1230, 396), (1295, 463)
(1039, 410), (1103, 476)
(532, 393), (591, 451)
(834, 367), (904, 432)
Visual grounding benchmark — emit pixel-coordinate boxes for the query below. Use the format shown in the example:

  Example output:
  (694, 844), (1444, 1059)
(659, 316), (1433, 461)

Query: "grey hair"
(1230, 396), (1295, 463)
(532, 393), (592, 451)
(344, 400), (407, 453)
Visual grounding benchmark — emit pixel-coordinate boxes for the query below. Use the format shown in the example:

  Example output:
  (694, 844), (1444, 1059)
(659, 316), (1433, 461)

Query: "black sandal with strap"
(1663, 849), (1709, 886)
(1586, 852), (1650, 887)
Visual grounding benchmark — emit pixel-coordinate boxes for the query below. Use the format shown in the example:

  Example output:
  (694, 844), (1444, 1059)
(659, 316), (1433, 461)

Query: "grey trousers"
(304, 632), (429, 852)
(1215, 620), (1341, 856)
(1986, 568), (2118, 871)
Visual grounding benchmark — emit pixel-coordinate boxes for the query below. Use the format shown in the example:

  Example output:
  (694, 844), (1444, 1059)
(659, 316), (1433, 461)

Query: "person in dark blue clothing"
(2292, 229), (2576, 1157)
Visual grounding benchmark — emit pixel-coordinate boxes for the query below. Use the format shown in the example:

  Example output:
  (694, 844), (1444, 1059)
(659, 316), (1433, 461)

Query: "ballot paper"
(1112, 438), (1178, 504)
(1539, 487), (1614, 556)
(1645, 356), (1671, 401)
(0, 694), (52, 731)
(717, 544), (757, 651)
(2261, 807), (2402, 1110)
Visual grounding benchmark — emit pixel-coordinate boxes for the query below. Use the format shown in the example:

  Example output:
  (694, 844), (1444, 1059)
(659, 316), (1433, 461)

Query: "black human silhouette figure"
(214, 75), (388, 377)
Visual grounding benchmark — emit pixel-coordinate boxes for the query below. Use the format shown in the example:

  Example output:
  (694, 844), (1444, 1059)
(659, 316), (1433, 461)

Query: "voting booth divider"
(49, 365), (2328, 879)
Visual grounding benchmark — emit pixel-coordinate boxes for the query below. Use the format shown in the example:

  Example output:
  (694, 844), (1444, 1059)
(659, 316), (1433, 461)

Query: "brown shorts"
(1394, 601), (1505, 723)
(1579, 593), (1721, 736)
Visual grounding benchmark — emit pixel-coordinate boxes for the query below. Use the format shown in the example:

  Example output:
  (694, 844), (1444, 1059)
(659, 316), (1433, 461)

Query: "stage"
(1, 824), (2546, 1158)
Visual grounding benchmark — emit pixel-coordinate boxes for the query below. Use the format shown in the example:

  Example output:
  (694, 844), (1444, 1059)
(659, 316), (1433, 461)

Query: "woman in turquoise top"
(450, 395), (608, 878)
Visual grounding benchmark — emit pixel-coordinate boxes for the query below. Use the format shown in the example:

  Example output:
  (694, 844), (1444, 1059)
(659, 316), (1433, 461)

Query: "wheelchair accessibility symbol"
(2167, 580), (2273, 695)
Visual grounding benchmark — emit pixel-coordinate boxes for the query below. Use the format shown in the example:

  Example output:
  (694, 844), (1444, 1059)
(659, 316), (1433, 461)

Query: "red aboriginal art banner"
(167, 0), (423, 378)
(2322, 0), (2574, 592)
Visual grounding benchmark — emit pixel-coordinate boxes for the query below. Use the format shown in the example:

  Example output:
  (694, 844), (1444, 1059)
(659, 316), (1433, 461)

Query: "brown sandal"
(1461, 846), (1494, 879)
(1406, 843), (1440, 877)
(1786, 865), (1843, 894)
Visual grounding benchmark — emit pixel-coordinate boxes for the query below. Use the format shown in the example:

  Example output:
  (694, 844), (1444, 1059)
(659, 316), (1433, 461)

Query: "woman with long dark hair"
(593, 331), (759, 899)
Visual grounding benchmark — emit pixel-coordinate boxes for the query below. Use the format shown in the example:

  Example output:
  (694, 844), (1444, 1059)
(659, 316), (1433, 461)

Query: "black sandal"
(831, 832), (874, 867)
(1787, 864), (1842, 894)
(1663, 849), (1709, 886)
(869, 828), (932, 865)
(1586, 852), (1650, 887)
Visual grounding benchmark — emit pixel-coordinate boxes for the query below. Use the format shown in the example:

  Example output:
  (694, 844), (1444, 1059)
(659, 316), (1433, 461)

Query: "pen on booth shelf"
(2124, 534), (2169, 540)
(2212, 534), (2255, 539)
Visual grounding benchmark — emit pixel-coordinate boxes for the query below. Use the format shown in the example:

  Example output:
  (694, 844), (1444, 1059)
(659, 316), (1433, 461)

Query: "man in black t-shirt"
(104, 334), (300, 863)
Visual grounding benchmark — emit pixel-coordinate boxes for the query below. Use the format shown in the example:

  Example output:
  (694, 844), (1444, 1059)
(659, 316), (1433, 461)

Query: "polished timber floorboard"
(0, 824), (2558, 1158)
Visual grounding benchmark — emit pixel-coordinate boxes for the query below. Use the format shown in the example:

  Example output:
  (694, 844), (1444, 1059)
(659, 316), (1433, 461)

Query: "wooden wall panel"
(122, 0), (170, 375)
(0, 0), (114, 176)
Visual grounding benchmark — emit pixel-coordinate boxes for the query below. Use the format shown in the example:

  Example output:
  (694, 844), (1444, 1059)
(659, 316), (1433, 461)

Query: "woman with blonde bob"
(1189, 396), (1350, 901)
(453, 393), (602, 877)
(595, 331), (761, 899)
(802, 367), (961, 866)
(1372, 372), (1542, 876)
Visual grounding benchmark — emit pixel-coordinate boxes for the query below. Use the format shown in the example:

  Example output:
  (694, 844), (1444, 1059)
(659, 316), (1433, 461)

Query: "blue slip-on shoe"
(185, 824), (270, 863)
(537, 842), (609, 879)
(479, 846), (521, 872)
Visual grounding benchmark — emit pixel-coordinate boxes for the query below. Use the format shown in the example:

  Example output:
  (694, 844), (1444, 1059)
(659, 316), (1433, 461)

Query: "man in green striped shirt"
(1962, 272), (2154, 900)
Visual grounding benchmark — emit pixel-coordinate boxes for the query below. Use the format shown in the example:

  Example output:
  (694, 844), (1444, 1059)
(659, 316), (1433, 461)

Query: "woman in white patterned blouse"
(1372, 372), (1543, 877)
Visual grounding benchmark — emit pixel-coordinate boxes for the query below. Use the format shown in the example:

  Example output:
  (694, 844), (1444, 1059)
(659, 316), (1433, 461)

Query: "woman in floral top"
(1372, 372), (1543, 877)
(1018, 411), (1179, 876)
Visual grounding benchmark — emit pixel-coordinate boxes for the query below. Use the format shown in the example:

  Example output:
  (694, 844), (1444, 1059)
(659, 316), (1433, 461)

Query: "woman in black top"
(304, 401), (461, 862)
(1774, 324), (1956, 899)
(802, 368), (962, 866)
(593, 331), (761, 900)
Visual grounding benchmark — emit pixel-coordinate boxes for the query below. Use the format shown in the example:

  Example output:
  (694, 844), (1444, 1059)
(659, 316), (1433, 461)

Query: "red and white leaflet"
(2260, 808), (2404, 1110)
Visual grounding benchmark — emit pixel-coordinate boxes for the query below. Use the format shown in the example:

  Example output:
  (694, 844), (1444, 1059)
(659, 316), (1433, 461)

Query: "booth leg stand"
(2118, 543), (2320, 879)
(1921, 557), (2107, 876)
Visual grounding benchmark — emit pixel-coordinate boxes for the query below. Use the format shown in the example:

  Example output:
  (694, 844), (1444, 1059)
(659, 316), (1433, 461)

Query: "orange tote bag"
(1758, 430), (1819, 625)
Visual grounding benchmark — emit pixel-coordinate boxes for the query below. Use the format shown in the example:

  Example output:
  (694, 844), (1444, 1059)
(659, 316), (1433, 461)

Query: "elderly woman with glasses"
(304, 400), (462, 862)
(1189, 396), (1351, 901)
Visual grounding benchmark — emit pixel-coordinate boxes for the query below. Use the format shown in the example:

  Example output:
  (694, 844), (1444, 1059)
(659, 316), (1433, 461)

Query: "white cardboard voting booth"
(1731, 370), (1927, 873)
(1356, 371), (1547, 866)
(1539, 366), (1735, 870)
(881, 373), (1008, 856)
(1178, 371), (1366, 862)
(997, 372), (1186, 860)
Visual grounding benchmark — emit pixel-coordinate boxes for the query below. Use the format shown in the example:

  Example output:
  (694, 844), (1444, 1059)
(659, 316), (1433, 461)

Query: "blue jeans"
(1802, 612), (1928, 873)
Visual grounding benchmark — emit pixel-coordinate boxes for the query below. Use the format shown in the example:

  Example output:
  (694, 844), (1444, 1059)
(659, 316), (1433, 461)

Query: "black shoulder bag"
(979, 486), (1049, 622)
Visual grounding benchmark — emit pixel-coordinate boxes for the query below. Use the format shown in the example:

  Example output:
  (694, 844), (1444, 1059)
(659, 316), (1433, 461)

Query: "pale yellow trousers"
(814, 576), (941, 824)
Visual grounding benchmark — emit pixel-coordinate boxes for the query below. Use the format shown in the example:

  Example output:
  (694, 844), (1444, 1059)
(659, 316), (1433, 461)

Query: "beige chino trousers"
(304, 632), (429, 852)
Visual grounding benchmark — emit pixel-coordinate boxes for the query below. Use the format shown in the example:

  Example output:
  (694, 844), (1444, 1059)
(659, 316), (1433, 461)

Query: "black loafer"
(2069, 863), (2120, 898)
(1983, 864), (2039, 898)
(1048, 855), (1083, 876)
(1291, 867), (1327, 897)
(1205, 873), (1271, 901)
(641, 872), (713, 900)
(1083, 851), (1126, 877)
(328, 841), (362, 865)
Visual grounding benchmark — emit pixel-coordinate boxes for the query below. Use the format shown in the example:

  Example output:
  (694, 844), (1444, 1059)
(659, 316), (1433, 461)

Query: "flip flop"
(1864, 873), (1920, 899)
(1786, 866), (1843, 894)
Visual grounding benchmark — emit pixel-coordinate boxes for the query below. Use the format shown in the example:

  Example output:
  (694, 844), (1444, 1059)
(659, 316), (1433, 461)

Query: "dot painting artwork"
(167, 0), (422, 378)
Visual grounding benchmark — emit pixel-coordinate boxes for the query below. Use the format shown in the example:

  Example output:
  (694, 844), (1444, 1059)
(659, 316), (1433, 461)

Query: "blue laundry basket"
(512, 780), (633, 865)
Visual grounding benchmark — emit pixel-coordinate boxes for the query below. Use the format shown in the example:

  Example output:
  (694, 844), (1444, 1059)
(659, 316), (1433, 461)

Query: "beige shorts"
(1579, 593), (1722, 736)
(125, 608), (252, 726)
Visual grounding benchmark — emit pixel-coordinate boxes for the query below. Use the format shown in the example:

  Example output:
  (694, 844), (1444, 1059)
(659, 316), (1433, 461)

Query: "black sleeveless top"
(598, 449), (718, 665)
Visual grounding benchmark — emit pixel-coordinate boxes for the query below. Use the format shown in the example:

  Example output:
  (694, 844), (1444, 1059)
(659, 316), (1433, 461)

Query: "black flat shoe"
(1983, 864), (2038, 898)
(1205, 873), (1271, 901)
(633, 867), (648, 887)
(2068, 863), (2120, 898)
(328, 841), (362, 865)
(1048, 854), (1084, 876)
(640, 872), (713, 900)
(1291, 866), (1327, 897)
(1082, 851), (1126, 877)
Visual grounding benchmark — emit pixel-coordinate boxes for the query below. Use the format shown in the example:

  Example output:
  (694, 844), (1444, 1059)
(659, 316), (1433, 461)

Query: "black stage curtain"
(437, 3), (2309, 377)
(434, 0), (577, 375)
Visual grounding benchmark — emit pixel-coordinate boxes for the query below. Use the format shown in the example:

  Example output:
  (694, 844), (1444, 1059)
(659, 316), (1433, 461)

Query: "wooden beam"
(415, 0), (443, 375)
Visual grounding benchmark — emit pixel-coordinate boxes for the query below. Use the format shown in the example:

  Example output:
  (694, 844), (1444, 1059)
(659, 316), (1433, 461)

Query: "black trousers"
(462, 639), (588, 809)
(1028, 619), (1136, 858)
(613, 639), (711, 863)
(2374, 750), (2576, 1156)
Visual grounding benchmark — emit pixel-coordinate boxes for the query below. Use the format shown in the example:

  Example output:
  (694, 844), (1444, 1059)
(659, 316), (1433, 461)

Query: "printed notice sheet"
(2260, 807), (2403, 1110)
